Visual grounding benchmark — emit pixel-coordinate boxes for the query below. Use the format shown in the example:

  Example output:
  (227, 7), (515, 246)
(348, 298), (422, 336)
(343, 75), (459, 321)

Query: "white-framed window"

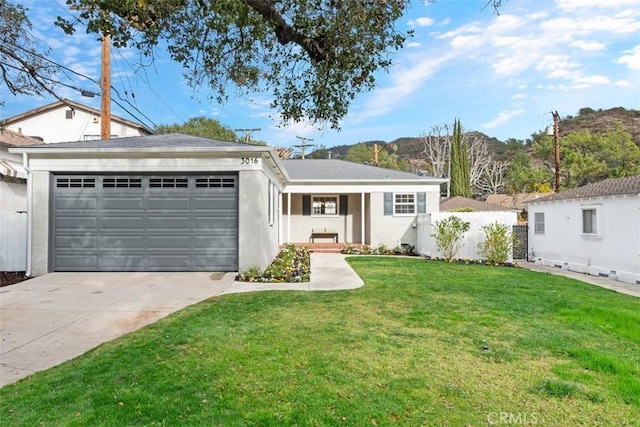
(534, 212), (545, 234)
(394, 193), (415, 215)
(312, 196), (338, 216)
(268, 181), (275, 226)
(582, 208), (597, 234)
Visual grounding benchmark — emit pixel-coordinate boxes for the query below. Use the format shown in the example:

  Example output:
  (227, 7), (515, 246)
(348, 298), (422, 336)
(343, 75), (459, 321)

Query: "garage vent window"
(56, 178), (96, 188)
(103, 178), (142, 188)
(150, 178), (188, 188)
(195, 177), (235, 188)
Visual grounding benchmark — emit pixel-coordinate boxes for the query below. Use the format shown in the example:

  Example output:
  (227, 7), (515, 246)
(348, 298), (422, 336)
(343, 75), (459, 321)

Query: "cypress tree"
(450, 118), (471, 197)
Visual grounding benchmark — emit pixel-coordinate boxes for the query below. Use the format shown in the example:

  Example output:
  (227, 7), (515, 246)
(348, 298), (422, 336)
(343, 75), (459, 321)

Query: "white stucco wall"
(6, 107), (146, 143)
(528, 195), (640, 285)
(238, 171), (281, 271)
(417, 211), (518, 261)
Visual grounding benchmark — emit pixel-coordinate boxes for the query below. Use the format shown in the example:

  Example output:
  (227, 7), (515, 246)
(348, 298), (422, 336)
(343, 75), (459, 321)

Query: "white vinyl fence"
(0, 212), (28, 272)
(416, 212), (518, 262)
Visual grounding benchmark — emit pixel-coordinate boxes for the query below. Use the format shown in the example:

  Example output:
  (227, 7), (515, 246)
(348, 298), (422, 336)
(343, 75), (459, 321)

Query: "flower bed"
(341, 244), (416, 256)
(236, 244), (311, 283)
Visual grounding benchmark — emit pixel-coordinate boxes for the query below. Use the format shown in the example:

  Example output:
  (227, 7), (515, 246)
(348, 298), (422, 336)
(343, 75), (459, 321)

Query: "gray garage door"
(52, 174), (238, 271)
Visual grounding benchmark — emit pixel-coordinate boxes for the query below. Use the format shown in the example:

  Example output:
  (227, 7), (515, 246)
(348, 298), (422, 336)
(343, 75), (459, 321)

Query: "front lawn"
(2, 258), (639, 425)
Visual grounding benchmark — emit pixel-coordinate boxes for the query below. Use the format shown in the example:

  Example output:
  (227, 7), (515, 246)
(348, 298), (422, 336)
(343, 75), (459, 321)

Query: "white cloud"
(512, 93), (527, 100)
(557, 0), (640, 10)
(482, 109), (525, 129)
(405, 42), (422, 48)
(570, 40), (606, 51)
(408, 17), (434, 27)
(617, 44), (640, 69)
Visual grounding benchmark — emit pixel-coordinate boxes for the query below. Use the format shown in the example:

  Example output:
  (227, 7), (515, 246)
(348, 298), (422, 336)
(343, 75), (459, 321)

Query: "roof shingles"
(530, 175), (640, 202)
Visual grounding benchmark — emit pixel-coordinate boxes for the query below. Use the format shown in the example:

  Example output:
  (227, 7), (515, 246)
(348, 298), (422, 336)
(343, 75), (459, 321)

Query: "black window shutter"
(384, 192), (393, 215)
(303, 195), (311, 216)
(417, 192), (426, 214)
(339, 195), (348, 215)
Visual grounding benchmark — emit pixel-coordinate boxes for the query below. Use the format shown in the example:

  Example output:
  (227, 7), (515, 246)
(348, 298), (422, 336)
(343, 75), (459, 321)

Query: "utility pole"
(234, 128), (261, 144)
(373, 143), (382, 166)
(100, 34), (111, 140)
(294, 136), (315, 160)
(552, 110), (560, 193)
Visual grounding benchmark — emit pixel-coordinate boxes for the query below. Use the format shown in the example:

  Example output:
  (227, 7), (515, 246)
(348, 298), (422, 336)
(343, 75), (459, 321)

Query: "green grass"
(1, 257), (639, 425)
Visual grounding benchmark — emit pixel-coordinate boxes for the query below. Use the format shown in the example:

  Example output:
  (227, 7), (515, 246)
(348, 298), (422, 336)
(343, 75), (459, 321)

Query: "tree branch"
(243, 0), (328, 65)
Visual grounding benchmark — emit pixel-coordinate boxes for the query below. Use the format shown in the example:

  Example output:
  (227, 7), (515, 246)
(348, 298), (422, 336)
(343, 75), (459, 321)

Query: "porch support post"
(361, 192), (365, 245)
(287, 192), (292, 243)
(278, 191), (283, 245)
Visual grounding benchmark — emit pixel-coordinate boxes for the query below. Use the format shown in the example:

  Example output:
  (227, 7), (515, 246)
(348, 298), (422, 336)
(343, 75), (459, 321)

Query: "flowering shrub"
(236, 244), (311, 283)
(423, 256), (521, 269)
(341, 244), (416, 256)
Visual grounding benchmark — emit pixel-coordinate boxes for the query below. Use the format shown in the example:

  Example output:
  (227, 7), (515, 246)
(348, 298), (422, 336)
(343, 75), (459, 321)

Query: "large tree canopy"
(56, 0), (411, 129)
(0, 0), (60, 105)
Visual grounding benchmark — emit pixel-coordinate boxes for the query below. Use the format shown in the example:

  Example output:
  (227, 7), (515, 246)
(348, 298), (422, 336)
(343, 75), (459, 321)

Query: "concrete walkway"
(0, 253), (362, 388)
(521, 261), (640, 298)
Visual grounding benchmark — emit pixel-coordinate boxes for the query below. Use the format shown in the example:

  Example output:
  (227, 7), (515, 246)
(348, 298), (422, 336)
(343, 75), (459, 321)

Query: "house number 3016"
(241, 157), (259, 165)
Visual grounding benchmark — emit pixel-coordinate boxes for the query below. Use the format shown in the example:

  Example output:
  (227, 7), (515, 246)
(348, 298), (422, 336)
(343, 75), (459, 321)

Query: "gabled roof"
(2, 99), (153, 135)
(440, 196), (517, 212)
(529, 175), (640, 203)
(282, 159), (446, 183)
(10, 133), (252, 151)
(0, 128), (42, 148)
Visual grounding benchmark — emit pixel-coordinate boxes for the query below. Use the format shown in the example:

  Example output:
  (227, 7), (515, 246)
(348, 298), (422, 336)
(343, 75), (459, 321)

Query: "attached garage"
(12, 134), (286, 276)
(52, 174), (238, 271)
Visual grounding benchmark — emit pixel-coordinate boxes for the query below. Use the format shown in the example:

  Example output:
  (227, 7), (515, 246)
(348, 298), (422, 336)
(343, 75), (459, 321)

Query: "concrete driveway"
(0, 271), (236, 387)
(0, 253), (364, 388)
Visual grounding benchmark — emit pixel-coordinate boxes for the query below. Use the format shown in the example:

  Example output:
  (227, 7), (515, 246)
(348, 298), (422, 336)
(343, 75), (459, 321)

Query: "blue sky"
(2, 0), (639, 150)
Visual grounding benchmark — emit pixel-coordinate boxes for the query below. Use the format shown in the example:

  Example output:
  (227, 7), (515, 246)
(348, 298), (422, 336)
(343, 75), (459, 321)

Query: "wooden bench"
(311, 228), (339, 243)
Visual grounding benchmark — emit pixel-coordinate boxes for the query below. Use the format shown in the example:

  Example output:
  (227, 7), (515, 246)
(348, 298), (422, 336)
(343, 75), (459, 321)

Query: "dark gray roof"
(530, 175), (640, 202)
(17, 133), (247, 149)
(282, 159), (442, 181)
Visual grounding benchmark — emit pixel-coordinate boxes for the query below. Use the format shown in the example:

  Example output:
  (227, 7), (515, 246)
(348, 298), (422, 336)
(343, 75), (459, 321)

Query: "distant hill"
(560, 107), (640, 146)
(314, 107), (640, 161)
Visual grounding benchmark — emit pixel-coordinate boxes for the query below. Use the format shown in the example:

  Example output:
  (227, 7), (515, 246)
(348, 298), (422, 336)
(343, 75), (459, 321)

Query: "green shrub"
(478, 221), (512, 264)
(432, 216), (470, 261)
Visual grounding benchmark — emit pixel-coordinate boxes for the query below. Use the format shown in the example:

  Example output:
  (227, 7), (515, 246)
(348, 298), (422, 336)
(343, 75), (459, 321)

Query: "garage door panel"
(56, 197), (98, 211)
(53, 174), (238, 272)
(147, 236), (191, 249)
(195, 217), (237, 229)
(56, 217), (98, 229)
(55, 255), (98, 270)
(101, 236), (145, 249)
(102, 255), (145, 269)
(147, 216), (191, 229)
(147, 197), (190, 210)
(55, 236), (98, 249)
(147, 255), (191, 269)
(194, 198), (236, 210)
(101, 197), (145, 210)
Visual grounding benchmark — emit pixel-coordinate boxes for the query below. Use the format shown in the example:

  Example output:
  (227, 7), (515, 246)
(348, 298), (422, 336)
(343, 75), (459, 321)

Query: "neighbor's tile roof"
(282, 159), (438, 181)
(13, 133), (248, 149)
(440, 196), (517, 212)
(530, 175), (640, 202)
(0, 128), (42, 147)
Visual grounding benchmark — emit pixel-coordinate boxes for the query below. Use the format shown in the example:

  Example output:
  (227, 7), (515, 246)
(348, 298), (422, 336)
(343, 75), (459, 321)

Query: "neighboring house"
(527, 175), (640, 286)
(2, 99), (152, 143)
(0, 129), (41, 214)
(486, 193), (548, 222)
(440, 196), (518, 212)
(10, 134), (446, 276)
